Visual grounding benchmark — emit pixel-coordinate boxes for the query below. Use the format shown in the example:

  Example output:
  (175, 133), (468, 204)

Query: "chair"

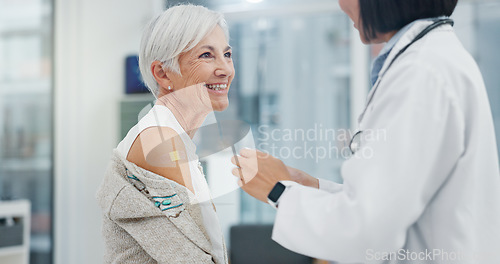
(230, 224), (312, 264)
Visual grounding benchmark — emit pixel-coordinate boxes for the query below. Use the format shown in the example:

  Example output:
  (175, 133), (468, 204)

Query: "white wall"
(54, 0), (162, 263)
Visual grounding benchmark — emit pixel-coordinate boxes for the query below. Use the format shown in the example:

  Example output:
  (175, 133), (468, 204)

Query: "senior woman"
(233, 0), (500, 263)
(97, 5), (233, 264)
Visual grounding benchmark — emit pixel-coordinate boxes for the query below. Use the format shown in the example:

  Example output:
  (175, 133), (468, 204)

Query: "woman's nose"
(215, 59), (233, 77)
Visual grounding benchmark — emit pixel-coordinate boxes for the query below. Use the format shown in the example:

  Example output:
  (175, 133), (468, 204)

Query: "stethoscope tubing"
(350, 18), (455, 155)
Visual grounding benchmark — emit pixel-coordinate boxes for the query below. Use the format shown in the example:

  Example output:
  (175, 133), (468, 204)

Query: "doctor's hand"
(231, 149), (291, 203)
(286, 166), (319, 189)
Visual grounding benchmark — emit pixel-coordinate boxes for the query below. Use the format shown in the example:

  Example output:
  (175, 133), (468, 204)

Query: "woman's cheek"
(230, 64), (236, 82)
(185, 61), (205, 85)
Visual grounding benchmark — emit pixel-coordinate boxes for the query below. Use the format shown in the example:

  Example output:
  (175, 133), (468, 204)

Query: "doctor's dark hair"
(359, 0), (458, 40)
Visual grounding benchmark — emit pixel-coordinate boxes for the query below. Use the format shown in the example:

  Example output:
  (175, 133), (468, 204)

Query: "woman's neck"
(156, 95), (210, 139)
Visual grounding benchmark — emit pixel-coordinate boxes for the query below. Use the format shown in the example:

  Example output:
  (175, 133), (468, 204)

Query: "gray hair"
(139, 4), (229, 97)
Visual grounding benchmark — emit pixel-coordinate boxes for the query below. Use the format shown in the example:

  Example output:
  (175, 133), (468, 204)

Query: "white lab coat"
(272, 20), (500, 264)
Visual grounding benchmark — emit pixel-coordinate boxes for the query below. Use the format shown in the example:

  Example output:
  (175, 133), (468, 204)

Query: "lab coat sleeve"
(318, 178), (343, 193)
(272, 61), (465, 262)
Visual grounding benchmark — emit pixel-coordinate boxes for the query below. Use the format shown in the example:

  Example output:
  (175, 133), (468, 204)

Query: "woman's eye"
(199, 52), (212, 58)
(224, 52), (232, 58)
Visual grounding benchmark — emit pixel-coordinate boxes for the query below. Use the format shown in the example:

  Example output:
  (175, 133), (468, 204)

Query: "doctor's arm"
(286, 165), (343, 193)
(232, 62), (464, 262)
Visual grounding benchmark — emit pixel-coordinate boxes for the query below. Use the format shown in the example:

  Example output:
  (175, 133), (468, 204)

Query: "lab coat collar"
(359, 19), (453, 125)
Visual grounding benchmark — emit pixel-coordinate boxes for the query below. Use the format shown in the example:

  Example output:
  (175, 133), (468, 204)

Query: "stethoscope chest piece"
(349, 130), (363, 155)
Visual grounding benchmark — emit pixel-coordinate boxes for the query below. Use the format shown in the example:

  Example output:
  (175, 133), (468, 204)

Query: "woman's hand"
(231, 149), (291, 203)
(286, 166), (319, 189)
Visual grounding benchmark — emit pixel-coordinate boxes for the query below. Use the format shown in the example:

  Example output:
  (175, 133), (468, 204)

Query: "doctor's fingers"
(231, 154), (259, 169)
(231, 166), (257, 183)
(239, 148), (272, 158)
(230, 157), (258, 176)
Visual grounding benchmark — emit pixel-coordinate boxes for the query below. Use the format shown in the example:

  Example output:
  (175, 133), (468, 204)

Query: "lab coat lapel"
(377, 20), (436, 78)
(359, 20), (438, 124)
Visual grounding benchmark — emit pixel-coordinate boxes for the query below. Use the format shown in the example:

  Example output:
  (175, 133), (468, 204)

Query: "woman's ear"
(151, 61), (172, 88)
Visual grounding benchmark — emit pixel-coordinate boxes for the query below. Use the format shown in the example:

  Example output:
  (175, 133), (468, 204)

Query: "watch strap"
(267, 182), (286, 208)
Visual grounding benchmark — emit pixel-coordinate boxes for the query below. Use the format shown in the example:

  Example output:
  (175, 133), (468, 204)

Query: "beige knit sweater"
(96, 150), (227, 263)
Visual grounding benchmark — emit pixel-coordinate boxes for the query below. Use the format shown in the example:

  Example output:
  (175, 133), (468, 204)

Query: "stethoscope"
(349, 18), (455, 155)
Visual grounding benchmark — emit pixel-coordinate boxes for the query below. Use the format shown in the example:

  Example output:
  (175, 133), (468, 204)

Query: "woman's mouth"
(205, 83), (228, 91)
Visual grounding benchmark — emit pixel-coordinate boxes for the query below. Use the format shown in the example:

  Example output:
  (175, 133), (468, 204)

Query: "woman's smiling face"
(168, 26), (235, 111)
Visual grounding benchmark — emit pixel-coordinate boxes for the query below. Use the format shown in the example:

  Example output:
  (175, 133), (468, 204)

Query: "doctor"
(231, 0), (500, 263)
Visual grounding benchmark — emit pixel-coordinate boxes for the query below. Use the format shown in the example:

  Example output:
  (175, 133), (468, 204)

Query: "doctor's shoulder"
(392, 32), (483, 99)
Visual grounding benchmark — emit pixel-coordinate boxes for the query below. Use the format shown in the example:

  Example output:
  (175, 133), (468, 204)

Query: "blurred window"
(0, 0), (53, 263)
(220, 1), (352, 223)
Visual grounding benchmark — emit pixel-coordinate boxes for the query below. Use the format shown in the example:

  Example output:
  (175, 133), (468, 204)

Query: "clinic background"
(0, 0), (498, 263)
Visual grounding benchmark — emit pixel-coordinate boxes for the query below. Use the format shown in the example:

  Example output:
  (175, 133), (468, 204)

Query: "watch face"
(268, 182), (286, 203)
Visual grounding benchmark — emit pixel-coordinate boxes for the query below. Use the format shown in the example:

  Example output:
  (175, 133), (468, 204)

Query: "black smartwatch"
(267, 182), (287, 208)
